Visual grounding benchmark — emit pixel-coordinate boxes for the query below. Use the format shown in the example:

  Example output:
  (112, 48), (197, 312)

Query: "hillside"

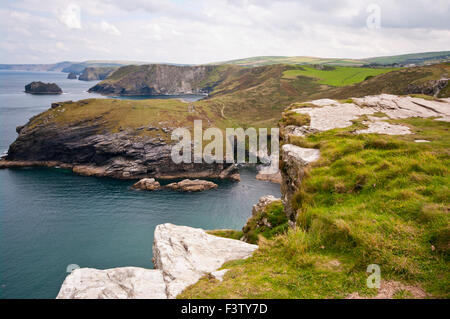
(365, 51), (450, 66)
(180, 96), (450, 299)
(78, 66), (119, 81)
(212, 51), (450, 67)
(211, 56), (367, 67)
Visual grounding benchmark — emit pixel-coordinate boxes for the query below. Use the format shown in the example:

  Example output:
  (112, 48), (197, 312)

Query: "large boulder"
(131, 178), (161, 191)
(24, 81), (62, 94)
(153, 223), (258, 298)
(165, 179), (218, 192)
(57, 267), (167, 299)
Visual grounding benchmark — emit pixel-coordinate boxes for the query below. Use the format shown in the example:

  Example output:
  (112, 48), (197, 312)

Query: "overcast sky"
(0, 0), (449, 64)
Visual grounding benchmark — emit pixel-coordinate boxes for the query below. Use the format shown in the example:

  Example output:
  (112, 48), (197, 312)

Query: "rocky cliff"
(0, 99), (239, 180)
(88, 64), (222, 95)
(57, 223), (258, 299)
(279, 94), (450, 224)
(78, 66), (119, 81)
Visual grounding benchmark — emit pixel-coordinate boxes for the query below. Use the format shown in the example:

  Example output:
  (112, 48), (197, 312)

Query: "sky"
(0, 0), (449, 64)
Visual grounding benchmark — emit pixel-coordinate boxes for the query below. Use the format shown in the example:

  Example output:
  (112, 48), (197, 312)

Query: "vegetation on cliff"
(180, 117), (449, 299)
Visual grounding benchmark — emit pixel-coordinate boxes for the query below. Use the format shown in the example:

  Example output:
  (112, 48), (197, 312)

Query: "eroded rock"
(281, 144), (320, 224)
(57, 267), (167, 299)
(131, 178), (161, 191)
(290, 94), (450, 134)
(57, 223), (258, 299)
(153, 223), (258, 298)
(165, 179), (217, 192)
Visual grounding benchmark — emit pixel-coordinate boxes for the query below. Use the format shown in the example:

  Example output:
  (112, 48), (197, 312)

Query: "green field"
(283, 66), (399, 87)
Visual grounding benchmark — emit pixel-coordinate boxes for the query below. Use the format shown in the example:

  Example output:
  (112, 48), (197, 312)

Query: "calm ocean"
(0, 71), (280, 298)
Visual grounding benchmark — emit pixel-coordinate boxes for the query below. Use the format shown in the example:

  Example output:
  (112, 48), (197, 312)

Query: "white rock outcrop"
(57, 267), (167, 299)
(153, 223), (258, 298)
(290, 94), (450, 135)
(281, 144), (320, 164)
(280, 145), (320, 223)
(57, 223), (258, 299)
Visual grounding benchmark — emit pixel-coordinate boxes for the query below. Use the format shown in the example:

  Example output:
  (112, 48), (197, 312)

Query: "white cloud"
(98, 21), (121, 36)
(0, 0), (448, 64)
(58, 3), (81, 29)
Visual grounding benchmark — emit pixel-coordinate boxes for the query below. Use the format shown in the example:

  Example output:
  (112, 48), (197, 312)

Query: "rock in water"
(131, 178), (161, 191)
(67, 72), (77, 79)
(57, 267), (167, 299)
(165, 179), (218, 192)
(24, 81), (62, 94)
(153, 223), (258, 298)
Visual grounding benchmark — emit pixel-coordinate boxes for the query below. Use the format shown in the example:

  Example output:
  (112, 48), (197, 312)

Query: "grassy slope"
(364, 51), (450, 65)
(180, 117), (450, 299)
(27, 98), (225, 142)
(211, 56), (367, 67)
(305, 63), (450, 101)
(282, 66), (399, 87)
(212, 51), (450, 67)
(30, 63), (449, 136)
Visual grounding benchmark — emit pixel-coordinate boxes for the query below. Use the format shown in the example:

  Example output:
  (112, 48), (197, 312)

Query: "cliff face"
(78, 67), (119, 81)
(4, 121), (237, 180)
(279, 94), (450, 225)
(88, 64), (220, 95)
(1, 99), (239, 180)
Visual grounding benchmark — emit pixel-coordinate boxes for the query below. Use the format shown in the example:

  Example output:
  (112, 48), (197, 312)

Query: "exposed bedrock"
(153, 223), (258, 298)
(279, 94), (450, 225)
(2, 122), (240, 180)
(57, 223), (258, 299)
(280, 145), (320, 224)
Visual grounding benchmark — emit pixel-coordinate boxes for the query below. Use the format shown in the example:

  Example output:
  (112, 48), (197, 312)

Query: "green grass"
(283, 66), (399, 87)
(207, 230), (243, 240)
(180, 118), (450, 299)
(212, 56), (367, 67)
(211, 52), (450, 68)
(28, 98), (226, 142)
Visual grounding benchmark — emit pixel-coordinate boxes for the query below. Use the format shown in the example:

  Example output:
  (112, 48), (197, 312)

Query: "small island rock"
(67, 72), (77, 79)
(165, 179), (218, 192)
(25, 81), (62, 94)
(131, 178), (161, 191)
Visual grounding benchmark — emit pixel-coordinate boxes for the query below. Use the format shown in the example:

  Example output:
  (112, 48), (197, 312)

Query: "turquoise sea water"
(0, 71), (281, 298)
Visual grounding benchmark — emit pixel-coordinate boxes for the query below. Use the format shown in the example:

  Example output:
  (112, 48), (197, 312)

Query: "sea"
(0, 70), (281, 298)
